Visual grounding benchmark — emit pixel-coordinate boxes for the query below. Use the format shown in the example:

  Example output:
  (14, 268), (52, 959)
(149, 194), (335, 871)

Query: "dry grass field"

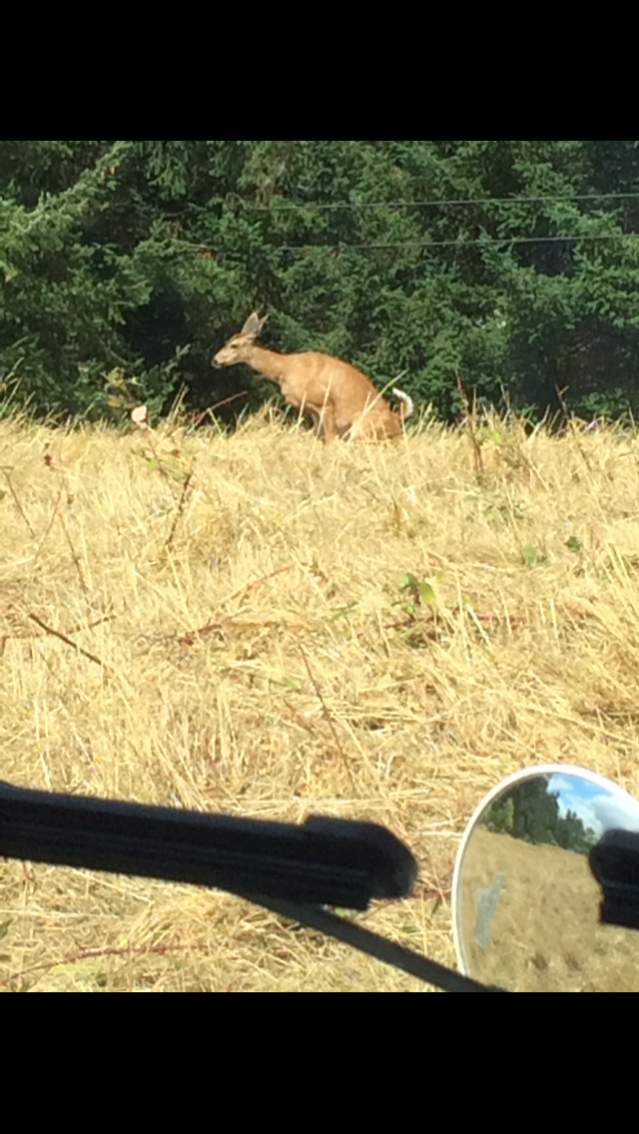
(2, 403), (639, 991)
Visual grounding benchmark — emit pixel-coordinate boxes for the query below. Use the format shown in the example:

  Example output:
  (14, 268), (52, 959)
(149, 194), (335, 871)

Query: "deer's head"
(212, 311), (269, 368)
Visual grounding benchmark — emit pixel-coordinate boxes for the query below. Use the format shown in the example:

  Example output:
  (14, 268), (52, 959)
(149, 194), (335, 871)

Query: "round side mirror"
(452, 765), (639, 992)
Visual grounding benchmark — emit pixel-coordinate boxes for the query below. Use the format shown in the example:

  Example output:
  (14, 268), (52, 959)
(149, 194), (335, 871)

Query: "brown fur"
(212, 312), (414, 443)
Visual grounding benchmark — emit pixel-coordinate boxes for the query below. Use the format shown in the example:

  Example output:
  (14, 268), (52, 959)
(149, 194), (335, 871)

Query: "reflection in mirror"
(452, 765), (639, 992)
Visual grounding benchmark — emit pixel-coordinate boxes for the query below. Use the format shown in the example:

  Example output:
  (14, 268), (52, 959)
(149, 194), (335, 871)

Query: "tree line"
(2, 140), (639, 425)
(481, 778), (598, 854)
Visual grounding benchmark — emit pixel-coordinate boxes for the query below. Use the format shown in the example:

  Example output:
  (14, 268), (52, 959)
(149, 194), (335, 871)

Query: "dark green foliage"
(1, 140), (639, 423)
(482, 777), (598, 854)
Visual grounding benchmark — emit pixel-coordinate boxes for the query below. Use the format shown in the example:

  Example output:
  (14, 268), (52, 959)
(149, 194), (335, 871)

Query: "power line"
(179, 230), (639, 259)
(181, 191), (639, 220)
(234, 191), (639, 213)
(267, 232), (639, 253)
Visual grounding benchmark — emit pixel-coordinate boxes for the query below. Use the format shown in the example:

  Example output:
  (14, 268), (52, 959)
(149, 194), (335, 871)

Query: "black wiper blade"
(0, 782), (417, 910)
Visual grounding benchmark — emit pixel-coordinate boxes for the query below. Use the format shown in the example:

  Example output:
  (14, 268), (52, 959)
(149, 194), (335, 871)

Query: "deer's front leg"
(306, 408), (324, 438)
(321, 404), (337, 443)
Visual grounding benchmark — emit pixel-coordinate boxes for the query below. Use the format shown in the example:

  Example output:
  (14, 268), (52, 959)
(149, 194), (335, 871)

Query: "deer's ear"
(240, 311), (261, 335)
(240, 310), (268, 337)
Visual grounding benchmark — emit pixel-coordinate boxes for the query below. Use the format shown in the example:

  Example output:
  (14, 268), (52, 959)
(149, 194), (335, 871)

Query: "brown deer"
(212, 312), (414, 442)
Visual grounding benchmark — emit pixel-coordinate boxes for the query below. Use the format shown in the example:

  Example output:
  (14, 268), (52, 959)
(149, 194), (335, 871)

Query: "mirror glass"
(452, 765), (639, 991)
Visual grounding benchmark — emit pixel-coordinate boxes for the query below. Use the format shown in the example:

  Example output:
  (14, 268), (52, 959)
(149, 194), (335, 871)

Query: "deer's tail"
(392, 388), (415, 421)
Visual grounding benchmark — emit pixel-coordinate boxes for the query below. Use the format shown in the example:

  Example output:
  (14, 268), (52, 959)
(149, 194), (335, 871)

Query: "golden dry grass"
(2, 405), (639, 991)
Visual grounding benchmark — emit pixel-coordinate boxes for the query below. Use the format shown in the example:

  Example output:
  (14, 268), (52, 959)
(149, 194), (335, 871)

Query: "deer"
(211, 311), (415, 443)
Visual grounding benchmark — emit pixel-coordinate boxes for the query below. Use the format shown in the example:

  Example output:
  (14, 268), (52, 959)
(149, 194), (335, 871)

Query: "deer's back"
(281, 351), (381, 409)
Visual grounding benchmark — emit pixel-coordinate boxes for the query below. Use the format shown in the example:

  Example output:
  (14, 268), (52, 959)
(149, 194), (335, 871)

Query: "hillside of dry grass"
(1, 407), (639, 991)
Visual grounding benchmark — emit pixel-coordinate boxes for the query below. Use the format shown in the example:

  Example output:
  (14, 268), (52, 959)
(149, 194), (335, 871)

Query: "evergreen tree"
(2, 140), (638, 423)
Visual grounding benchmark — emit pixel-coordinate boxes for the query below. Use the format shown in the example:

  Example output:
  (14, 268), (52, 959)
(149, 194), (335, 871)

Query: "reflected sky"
(547, 773), (639, 838)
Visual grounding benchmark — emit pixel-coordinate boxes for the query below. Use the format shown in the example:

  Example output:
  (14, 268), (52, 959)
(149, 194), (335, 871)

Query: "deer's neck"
(244, 345), (286, 384)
